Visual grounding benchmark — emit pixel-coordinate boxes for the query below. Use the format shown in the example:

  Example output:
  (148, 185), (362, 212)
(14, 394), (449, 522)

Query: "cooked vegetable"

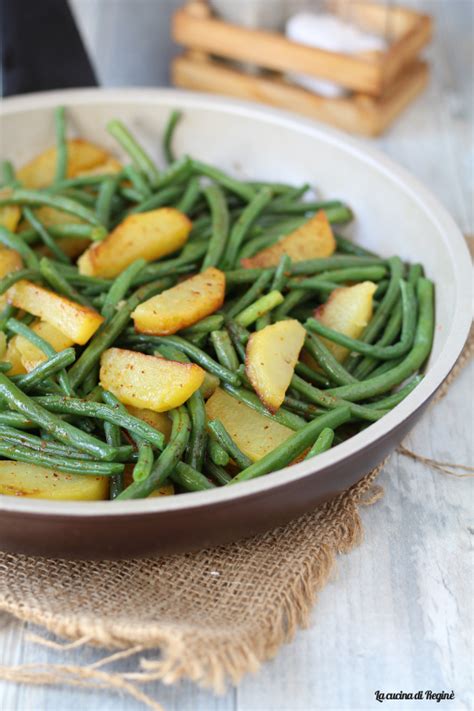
(205, 387), (294, 462)
(0, 107), (435, 501)
(0, 461), (109, 500)
(78, 207), (191, 278)
(241, 211), (336, 269)
(132, 267), (225, 335)
(17, 139), (111, 188)
(246, 319), (306, 412)
(100, 347), (205, 412)
(7, 280), (104, 345)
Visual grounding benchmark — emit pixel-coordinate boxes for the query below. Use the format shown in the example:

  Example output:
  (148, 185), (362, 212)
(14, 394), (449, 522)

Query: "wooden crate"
(171, 1), (432, 136)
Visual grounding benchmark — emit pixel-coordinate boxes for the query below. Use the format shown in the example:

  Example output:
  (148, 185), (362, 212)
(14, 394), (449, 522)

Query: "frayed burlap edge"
(0, 325), (472, 708)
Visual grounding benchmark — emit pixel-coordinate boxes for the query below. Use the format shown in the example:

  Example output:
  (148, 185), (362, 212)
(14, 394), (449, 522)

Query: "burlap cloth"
(0, 326), (472, 710)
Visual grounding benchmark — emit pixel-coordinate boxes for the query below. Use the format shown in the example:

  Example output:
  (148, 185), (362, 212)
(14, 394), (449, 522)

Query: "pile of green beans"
(0, 106), (435, 500)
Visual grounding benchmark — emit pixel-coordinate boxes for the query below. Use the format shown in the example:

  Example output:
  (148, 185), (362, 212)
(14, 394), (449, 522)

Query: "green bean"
(7, 317), (74, 396)
(273, 289), (311, 320)
(207, 433), (230, 467)
(191, 160), (256, 202)
(68, 278), (172, 388)
(0, 189), (102, 226)
(208, 419), (252, 470)
(202, 184), (230, 269)
(119, 186), (143, 203)
(34, 394), (165, 451)
(128, 333), (241, 386)
(307, 280), (417, 361)
(0, 441), (124, 476)
(290, 374), (386, 422)
(116, 406), (190, 499)
(353, 263), (423, 379)
(39, 257), (93, 308)
(365, 375), (423, 410)
(123, 164), (151, 197)
(235, 290), (284, 327)
(270, 183), (310, 208)
(227, 270), (273, 318)
(1, 160), (16, 186)
(305, 427), (335, 459)
(334, 233), (377, 257)
(181, 315), (224, 337)
(229, 406), (351, 484)
(176, 176), (201, 214)
(283, 395), (323, 419)
(221, 382), (307, 430)
(204, 456), (232, 485)
(0, 226), (40, 269)
(366, 357), (404, 379)
(163, 110), (182, 163)
(54, 106), (68, 184)
(238, 233), (278, 260)
(101, 259), (147, 320)
(23, 207), (70, 264)
(13, 348), (76, 392)
(132, 247), (205, 285)
(0, 372), (119, 460)
(288, 265), (387, 291)
(294, 361), (331, 388)
(128, 185), (182, 214)
(107, 119), (160, 185)
(272, 254), (292, 292)
(170, 461), (215, 492)
(224, 267), (274, 286)
(0, 411), (36, 428)
(374, 279), (389, 299)
(266, 199), (339, 215)
(95, 175), (120, 228)
(154, 156), (192, 190)
(220, 187), (273, 269)
(210, 330), (240, 372)
(20, 223), (107, 243)
(326, 278), (434, 401)
(185, 387), (207, 472)
(290, 255), (384, 276)
(304, 333), (358, 386)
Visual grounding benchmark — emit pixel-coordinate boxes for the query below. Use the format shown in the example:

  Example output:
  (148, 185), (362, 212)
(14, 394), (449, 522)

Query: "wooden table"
(1, 2), (472, 709)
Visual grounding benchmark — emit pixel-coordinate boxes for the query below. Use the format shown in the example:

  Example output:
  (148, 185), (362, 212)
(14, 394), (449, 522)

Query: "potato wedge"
(126, 405), (172, 443)
(78, 208), (192, 278)
(17, 139), (111, 188)
(0, 189), (21, 232)
(132, 267), (225, 335)
(241, 211), (335, 268)
(0, 247), (23, 308)
(314, 281), (377, 362)
(205, 387), (293, 462)
(7, 280), (104, 345)
(16, 320), (74, 372)
(246, 319), (306, 413)
(1, 336), (27, 375)
(200, 371), (220, 399)
(76, 158), (123, 177)
(100, 348), (205, 412)
(35, 237), (92, 260)
(0, 461), (108, 501)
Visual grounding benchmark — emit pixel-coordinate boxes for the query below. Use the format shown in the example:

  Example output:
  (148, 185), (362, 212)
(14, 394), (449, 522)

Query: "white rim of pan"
(0, 88), (471, 517)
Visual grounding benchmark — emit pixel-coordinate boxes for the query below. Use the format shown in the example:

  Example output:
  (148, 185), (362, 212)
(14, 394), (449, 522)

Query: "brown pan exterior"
(0, 402), (428, 560)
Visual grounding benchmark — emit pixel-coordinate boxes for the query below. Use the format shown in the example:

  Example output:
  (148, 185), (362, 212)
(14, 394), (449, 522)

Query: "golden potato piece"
(100, 348), (205, 413)
(0, 189), (21, 232)
(0, 461), (108, 501)
(246, 319), (306, 413)
(7, 280), (104, 345)
(132, 267), (225, 335)
(314, 281), (376, 362)
(16, 320), (74, 372)
(1, 336), (27, 375)
(205, 387), (293, 462)
(241, 211), (335, 269)
(0, 246), (23, 309)
(17, 139), (110, 188)
(78, 207), (192, 278)
(76, 158), (123, 177)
